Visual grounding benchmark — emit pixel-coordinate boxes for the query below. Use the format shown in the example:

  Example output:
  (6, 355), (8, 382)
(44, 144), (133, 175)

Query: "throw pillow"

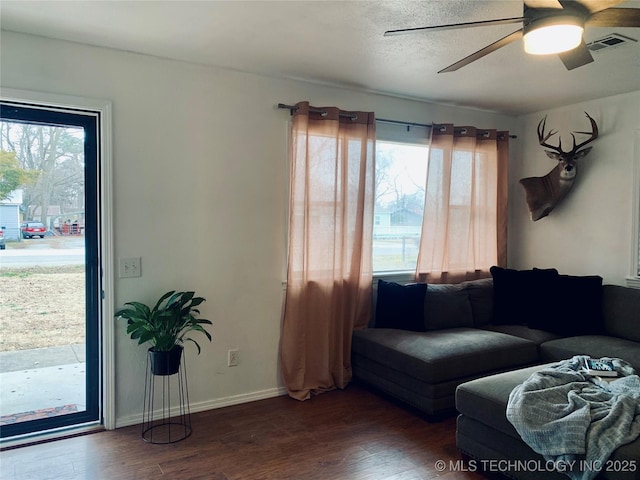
(461, 277), (494, 327)
(423, 284), (473, 330)
(490, 266), (559, 326)
(375, 280), (427, 331)
(530, 274), (604, 335)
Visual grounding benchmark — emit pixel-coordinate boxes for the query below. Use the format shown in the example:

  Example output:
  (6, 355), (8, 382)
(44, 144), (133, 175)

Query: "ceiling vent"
(586, 33), (637, 53)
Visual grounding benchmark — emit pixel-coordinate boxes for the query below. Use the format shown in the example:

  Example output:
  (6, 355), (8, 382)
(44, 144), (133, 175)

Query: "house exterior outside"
(0, 189), (23, 241)
(374, 207), (423, 238)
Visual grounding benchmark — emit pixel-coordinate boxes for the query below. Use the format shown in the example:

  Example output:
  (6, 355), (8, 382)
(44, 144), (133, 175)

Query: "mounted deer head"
(519, 112), (598, 221)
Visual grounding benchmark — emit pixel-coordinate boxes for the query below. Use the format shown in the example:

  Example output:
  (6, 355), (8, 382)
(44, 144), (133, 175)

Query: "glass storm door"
(0, 102), (100, 438)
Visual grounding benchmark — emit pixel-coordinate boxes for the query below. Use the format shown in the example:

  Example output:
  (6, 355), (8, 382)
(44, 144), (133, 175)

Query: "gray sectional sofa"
(351, 269), (640, 479)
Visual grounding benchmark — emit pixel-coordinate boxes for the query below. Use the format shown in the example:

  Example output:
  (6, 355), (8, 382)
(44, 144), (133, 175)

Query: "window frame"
(628, 128), (640, 288)
(1, 88), (115, 436)
(0, 103), (103, 438)
(372, 121), (430, 279)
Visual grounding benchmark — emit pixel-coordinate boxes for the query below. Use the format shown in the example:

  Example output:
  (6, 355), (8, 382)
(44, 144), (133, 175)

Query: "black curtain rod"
(277, 103), (516, 139)
(277, 103), (425, 127)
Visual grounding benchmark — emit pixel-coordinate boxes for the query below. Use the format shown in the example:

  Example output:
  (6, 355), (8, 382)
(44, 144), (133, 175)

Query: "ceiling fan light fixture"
(523, 15), (584, 55)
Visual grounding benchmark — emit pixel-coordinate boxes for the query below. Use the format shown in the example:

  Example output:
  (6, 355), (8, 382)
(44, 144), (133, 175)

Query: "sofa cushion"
(352, 353), (484, 416)
(603, 284), (640, 343)
(351, 327), (539, 384)
(540, 335), (640, 372)
(481, 325), (564, 346)
(456, 363), (555, 438)
(423, 283), (473, 330)
(461, 277), (494, 327)
(528, 274), (604, 335)
(374, 280), (427, 331)
(490, 266), (559, 325)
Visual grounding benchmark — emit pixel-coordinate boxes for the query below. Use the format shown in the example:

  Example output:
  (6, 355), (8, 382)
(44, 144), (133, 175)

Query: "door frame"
(1, 88), (115, 433)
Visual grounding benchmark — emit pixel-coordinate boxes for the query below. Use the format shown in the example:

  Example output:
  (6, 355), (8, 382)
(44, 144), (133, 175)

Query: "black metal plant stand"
(141, 349), (192, 444)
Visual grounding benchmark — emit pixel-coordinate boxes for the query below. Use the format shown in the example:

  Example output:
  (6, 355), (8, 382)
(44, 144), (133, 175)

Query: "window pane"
(373, 142), (428, 272)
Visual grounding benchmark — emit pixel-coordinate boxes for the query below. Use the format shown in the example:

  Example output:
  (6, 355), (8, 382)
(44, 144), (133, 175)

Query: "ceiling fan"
(384, 0), (640, 73)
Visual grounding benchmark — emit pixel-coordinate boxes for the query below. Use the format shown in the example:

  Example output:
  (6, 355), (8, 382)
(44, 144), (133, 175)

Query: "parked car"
(21, 221), (47, 238)
(0, 228), (5, 249)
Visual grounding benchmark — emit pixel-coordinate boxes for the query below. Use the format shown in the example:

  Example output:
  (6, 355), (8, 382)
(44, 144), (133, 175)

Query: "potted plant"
(116, 290), (212, 375)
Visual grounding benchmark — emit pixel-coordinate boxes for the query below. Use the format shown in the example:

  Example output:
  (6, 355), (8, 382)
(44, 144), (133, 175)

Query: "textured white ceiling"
(1, 0), (639, 114)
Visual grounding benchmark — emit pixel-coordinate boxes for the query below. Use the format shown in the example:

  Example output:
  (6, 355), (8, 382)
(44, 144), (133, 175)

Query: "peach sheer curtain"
(281, 102), (375, 401)
(415, 125), (509, 284)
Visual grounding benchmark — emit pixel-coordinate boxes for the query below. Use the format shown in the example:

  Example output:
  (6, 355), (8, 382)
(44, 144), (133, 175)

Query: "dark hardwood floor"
(0, 384), (486, 480)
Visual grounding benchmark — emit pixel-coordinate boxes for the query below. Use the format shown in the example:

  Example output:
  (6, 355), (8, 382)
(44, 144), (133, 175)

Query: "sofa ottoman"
(456, 365), (640, 480)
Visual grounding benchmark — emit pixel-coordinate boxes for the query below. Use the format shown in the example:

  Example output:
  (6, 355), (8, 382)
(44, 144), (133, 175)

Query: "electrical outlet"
(228, 349), (239, 367)
(118, 257), (141, 278)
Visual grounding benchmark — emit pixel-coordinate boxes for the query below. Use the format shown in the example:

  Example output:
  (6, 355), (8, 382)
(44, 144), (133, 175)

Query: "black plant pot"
(149, 345), (183, 376)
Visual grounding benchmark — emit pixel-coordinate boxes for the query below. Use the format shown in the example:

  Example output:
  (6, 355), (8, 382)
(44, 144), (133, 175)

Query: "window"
(373, 123), (429, 273)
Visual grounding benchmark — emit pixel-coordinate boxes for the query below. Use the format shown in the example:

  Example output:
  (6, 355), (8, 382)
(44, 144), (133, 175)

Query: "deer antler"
(538, 112), (598, 156)
(569, 112), (599, 153)
(537, 116), (564, 154)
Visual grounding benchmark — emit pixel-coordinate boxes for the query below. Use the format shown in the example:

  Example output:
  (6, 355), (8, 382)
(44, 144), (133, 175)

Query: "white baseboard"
(115, 386), (288, 429)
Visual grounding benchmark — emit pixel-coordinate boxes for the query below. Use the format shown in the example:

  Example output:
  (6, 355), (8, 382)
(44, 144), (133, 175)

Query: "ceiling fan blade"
(384, 17), (523, 36)
(586, 8), (640, 27)
(558, 40), (594, 70)
(572, 0), (626, 14)
(525, 0), (563, 8)
(438, 29), (523, 73)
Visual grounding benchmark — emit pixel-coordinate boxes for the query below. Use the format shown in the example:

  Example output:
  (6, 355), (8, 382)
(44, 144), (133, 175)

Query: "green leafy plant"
(116, 291), (212, 354)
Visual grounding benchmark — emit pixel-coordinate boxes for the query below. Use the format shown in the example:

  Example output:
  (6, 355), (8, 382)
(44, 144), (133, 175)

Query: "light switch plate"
(119, 257), (141, 278)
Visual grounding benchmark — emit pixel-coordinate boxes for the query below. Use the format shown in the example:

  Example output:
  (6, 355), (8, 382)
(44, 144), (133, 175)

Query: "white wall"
(0, 31), (516, 426)
(509, 91), (640, 284)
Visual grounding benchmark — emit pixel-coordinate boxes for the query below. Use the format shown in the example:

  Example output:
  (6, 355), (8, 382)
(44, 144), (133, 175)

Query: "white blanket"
(506, 355), (640, 480)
